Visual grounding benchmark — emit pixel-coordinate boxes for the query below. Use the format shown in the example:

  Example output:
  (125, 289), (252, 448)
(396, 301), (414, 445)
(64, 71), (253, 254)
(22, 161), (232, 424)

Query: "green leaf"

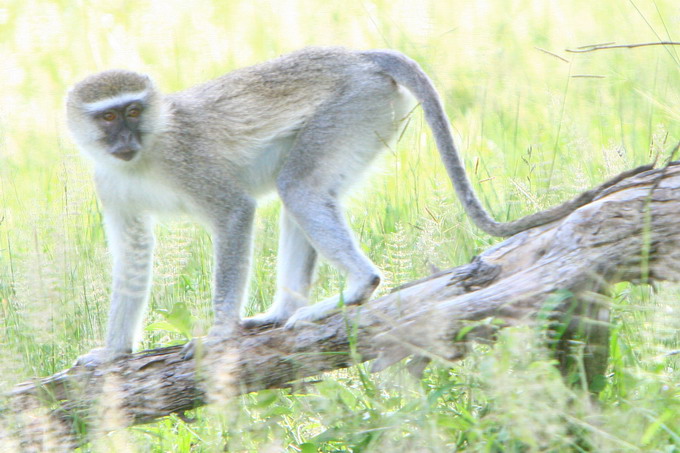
(250, 390), (280, 408)
(262, 405), (293, 417)
(145, 320), (183, 334)
(313, 426), (343, 443)
(166, 303), (193, 333)
(299, 442), (318, 453)
(641, 409), (673, 446)
(588, 374), (607, 393)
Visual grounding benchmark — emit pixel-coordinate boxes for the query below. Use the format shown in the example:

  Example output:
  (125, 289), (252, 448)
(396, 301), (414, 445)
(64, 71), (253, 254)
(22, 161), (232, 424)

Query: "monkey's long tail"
(363, 49), (645, 237)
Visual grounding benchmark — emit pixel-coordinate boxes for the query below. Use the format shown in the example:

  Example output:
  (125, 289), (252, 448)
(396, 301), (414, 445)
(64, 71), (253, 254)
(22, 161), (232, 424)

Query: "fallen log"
(4, 161), (680, 450)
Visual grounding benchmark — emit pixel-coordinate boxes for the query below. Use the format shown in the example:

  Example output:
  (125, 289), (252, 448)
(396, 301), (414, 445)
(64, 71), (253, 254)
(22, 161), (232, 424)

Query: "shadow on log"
(5, 161), (680, 449)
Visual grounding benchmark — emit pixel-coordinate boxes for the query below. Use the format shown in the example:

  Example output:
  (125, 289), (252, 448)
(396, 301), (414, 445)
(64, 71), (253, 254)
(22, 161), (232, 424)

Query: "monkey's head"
(66, 70), (163, 164)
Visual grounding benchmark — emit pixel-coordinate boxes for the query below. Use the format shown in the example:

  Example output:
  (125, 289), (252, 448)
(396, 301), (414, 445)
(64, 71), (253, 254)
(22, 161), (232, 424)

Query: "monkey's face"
(66, 69), (161, 166)
(92, 101), (145, 161)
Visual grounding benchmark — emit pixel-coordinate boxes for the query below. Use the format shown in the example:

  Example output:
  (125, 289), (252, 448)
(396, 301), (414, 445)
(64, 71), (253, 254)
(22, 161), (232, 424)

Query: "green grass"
(1, 0), (680, 450)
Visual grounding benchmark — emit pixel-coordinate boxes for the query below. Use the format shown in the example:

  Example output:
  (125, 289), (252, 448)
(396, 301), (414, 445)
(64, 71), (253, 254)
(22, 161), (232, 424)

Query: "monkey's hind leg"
(274, 143), (385, 329)
(280, 190), (382, 329)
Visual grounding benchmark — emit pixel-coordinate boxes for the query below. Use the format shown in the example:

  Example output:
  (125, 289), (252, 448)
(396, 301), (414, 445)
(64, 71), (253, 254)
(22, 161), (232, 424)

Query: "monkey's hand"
(73, 347), (130, 368)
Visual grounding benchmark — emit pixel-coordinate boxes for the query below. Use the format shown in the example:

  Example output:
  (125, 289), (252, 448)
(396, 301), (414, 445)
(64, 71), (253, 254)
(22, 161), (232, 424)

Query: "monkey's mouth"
(111, 148), (138, 161)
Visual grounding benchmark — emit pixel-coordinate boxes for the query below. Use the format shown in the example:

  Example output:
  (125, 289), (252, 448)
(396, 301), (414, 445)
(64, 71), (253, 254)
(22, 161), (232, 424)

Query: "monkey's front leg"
(210, 203), (256, 336)
(75, 212), (155, 367)
(182, 202), (255, 358)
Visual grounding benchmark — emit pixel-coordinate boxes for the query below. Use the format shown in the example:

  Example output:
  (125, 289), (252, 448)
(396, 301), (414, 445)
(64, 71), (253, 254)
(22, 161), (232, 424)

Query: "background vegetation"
(1, 0), (679, 450)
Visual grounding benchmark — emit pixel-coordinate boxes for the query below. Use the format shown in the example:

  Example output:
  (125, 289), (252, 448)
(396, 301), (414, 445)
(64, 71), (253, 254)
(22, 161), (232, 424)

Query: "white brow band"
(83, 90), (149, 113)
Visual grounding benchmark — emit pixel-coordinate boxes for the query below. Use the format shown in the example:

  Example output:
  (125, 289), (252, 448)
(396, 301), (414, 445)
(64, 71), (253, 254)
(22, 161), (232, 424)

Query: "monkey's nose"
(111, 132), (141, 161)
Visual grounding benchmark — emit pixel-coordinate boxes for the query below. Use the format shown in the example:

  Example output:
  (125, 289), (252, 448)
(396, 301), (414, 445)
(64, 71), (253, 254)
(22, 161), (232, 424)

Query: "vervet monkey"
(67, 47), (591, 364)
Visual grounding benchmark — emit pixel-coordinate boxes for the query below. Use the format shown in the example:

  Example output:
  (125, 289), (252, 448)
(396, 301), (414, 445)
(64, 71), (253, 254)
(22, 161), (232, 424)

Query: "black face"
(94, 102), (145, 161)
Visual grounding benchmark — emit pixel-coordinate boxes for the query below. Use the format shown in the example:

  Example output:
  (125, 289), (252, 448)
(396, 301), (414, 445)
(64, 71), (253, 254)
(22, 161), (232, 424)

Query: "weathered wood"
(5, 162), (680, 450)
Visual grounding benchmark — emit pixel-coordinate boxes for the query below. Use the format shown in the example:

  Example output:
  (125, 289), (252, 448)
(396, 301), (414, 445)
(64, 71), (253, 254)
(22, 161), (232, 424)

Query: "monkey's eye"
(127, 107), (141, 118)
(102, 111), (117, 122)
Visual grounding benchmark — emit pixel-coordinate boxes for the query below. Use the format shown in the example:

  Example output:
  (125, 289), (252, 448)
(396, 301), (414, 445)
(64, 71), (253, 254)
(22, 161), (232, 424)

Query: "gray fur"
(69, 70), (151, 104)
(66, 47), (583, 362)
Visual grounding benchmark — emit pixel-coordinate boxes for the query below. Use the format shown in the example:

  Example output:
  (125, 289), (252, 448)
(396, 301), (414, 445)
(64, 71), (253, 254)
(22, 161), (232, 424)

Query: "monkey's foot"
(283, 299), (341, 329)
(241, 311), (288, 329)
(182, 323), (239, 360)
(181, 336), (231, 360)
(73, 347), (130, 368)
(181, 338), (203, 360)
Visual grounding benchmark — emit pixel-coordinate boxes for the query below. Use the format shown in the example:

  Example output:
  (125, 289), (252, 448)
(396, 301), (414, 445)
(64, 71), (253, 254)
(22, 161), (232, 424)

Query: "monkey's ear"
(64, 88), (74, 106)
(65, 81), (80, 103)
(142, 73), (157, 87)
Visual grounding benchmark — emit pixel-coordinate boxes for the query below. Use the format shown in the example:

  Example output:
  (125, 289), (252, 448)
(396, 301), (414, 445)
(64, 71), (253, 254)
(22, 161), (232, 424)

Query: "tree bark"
(5, 162), (680, 450)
